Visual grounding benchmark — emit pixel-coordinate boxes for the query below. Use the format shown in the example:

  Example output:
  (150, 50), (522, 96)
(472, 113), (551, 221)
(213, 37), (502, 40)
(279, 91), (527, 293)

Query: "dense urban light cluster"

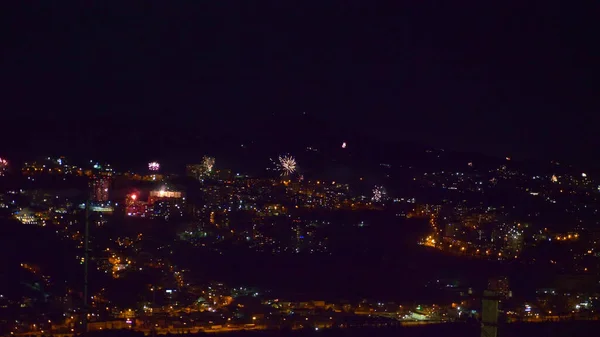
(3, 149), (600, 335)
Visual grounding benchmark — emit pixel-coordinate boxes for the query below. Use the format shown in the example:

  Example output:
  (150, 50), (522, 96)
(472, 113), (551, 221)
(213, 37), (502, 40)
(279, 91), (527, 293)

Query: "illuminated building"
(90, 205), (114, 213)
(92, 178), (110, 202)
(125, 193), (147, 217)
(150, 199), (184, 220)
(149, 190), (183, 202)
(14, 208), (38, 225)
(148, 189), (185, 220)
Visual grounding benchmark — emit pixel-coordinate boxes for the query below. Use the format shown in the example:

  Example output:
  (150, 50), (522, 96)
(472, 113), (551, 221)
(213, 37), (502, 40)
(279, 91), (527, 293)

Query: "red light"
(131, 194), (137, 200)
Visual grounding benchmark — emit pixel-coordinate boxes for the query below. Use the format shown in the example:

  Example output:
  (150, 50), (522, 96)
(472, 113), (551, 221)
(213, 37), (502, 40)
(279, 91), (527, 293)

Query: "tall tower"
(481, 277), (511, 337)
(91, 177), (109, 202)
(481, 290), (499, 337)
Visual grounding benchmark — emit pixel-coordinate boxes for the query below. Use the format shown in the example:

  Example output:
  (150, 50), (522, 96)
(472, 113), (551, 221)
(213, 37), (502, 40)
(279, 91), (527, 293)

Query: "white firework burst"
(0, 158), (7, 176)
(148, 162), (160, 171)
(279, 155), (297, 176)
(202, 156), (215, 172)
(269, 155), (297, 176)
(279, 156), (297, 175)
(372, 185), (387, 202)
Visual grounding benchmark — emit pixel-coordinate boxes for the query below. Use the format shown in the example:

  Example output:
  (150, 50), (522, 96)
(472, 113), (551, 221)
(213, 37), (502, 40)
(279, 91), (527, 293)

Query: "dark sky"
(1, 2), (598, 162)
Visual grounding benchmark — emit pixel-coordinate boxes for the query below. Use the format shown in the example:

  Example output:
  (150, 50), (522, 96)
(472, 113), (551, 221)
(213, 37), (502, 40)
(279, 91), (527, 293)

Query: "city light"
(8, 147), (600, 331)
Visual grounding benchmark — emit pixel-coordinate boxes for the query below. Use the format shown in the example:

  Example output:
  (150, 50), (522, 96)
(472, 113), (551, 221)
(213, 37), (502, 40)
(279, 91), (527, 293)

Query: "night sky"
(1, 2), (598, 163)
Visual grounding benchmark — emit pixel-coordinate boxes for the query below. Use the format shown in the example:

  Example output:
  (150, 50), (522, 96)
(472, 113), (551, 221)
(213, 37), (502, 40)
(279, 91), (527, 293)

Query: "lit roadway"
(13, 325), (264, 337)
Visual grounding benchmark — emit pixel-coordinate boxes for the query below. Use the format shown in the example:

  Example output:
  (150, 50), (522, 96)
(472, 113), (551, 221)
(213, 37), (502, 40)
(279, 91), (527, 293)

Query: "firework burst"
(371, 185), (387, 202)
(0, 158), (7, 176)
(279, 155), (297, 175)
(148, 162), (160, 171)
(202, 156), (215, 172)
(269, 155), (298, 176)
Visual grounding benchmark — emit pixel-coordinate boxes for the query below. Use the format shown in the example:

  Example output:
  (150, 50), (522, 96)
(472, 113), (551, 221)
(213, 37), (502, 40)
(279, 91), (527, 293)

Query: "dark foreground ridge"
(44, 322), (600, 337)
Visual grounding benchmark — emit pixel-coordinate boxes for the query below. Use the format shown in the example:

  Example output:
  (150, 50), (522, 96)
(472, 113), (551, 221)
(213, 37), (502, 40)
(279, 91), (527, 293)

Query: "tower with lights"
(91, 177), (110, 202)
